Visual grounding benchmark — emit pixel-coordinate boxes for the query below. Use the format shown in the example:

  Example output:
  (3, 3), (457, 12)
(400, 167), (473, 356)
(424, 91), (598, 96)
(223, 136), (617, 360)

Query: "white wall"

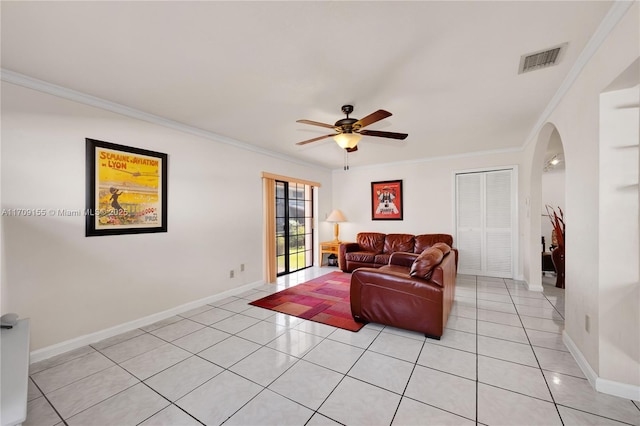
(1, 82), (333, 351)
(525, 2), (639, 394)
(331, 150), (524, 278)
(598, 85), (639, 388)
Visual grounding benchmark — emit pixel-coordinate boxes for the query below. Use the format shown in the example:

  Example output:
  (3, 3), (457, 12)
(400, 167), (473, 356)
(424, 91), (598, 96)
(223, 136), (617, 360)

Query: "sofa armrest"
(388, 252), (419, 268)
(339, 242), (361, 272)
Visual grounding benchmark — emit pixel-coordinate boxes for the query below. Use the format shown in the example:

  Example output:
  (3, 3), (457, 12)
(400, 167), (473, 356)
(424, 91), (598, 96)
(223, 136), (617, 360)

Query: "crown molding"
(522, 0), (636, 149)
(0, 69), (329, 171)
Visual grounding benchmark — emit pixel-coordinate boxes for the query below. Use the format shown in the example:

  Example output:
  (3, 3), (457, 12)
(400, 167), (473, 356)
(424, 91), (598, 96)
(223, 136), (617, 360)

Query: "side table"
(319, 241), (346, 267)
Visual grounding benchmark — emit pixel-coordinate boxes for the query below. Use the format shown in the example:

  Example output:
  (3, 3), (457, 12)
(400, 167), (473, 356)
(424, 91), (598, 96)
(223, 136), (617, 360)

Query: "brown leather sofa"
(350, 245), (456, 339)
(339, 232), (453, 273)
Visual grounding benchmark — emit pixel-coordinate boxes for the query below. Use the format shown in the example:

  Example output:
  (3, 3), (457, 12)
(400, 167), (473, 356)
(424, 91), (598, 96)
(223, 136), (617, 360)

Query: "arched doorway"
(527, 122), (566, 291)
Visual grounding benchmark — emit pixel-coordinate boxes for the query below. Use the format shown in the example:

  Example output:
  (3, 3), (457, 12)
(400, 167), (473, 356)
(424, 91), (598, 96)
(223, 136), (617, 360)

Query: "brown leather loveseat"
(339, 232), (453, 273)
(350, 243), (456, 339)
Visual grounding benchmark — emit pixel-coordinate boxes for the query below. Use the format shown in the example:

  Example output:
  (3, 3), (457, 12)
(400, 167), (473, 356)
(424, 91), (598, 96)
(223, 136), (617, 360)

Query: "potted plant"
(545, 205), (565, 288)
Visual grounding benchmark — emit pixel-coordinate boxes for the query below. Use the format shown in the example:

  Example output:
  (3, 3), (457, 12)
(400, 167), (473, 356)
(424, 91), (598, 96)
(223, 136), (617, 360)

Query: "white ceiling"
(1, 1), (615, 169)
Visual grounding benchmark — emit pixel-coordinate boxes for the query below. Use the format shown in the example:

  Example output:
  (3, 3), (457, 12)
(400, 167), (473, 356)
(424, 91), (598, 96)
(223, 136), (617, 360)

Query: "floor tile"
(99, 333), (166, 364)
(119, 343), (191, 380)
(445, 315), (477, 334)
(477, 309), (522, 327)
(477, 383), (562, 425)
(405, 365), (476, 419)
(369, 331), (423, 362)
(27, 378), (42, 401)
(178, 304), (214, 318)
(450, 304), (477, 320)
(527, 329), (569, 352)
(327, 326), (380, 349)
(381, 325), (427, 341)
(534, 346), (585, 378)
(144, 356), (223, 401)
(149, 319), (204, 342)
(225, 389), (314, 426)
(31, 351), (115, 394)
(176, 370), (262, 425)
(477, 320), (528, 344)
(544, 371), (640, 424)
(319, 376), (401, 426)
(66, 383), (169, 426)
(268, 359), (343, 410)
(516, 304), (564, 320)
(478, 355), (552, 401)
(478, 299), (518, 314)
(294, 320), (336, 338)
(230, 346), (298, 386)
(241, 305), (277, 320)
(197, 335), (261, 368)
(140, 316), (183, 332)
(138, 404), (202, 425)
(476, 291), (513, 303)
(520, 315), (564, 334)
(392, 397), (475, 426)
(264, 312), (305, 329)
(91, 329), (145, 351)
(210, 313), (261, 334)
(303, 339), (364, 374)
(428, 328), (476, 353)
(306, 413), (342, 426)
(477, 335), (538, 367)
(46, 365), (138, 418)
(348, 350), (414, 394)
(267, 329), (324, 358)
(418, 341), (477, 380)
(171, 326), (231, 354)
(24, 396), (62, 426)
(187, 307), (235, 325)
(557, 405), (632, 425)
(216, 298), (252, 313)
(29, 346), (97, 375)
(236, 321), (287, 345)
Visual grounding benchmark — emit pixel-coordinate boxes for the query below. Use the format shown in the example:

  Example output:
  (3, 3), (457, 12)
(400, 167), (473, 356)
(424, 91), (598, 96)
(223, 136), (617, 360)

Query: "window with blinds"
(456, 169), (515, 278)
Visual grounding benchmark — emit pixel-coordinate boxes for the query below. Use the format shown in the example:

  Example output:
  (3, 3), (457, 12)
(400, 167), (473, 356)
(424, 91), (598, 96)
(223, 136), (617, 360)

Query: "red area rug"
(249, 271), (364, 332)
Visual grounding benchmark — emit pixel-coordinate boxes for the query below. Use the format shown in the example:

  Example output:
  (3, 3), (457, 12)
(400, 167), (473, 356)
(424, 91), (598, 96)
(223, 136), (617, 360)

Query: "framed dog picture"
(85, 138), (168, 236)
(371, 180), (403, 220)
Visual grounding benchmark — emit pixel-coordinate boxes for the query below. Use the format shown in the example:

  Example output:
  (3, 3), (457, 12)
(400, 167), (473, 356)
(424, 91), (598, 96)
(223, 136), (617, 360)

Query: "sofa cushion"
(410, 247), (444, 281)
(414, 234), (454, 253)
(383, 234), (415, 254)
(346, 251), (377, 263)
(357, 233), (386, 254)
(431, 242), (451, 256)
(374, 253), (391, 266)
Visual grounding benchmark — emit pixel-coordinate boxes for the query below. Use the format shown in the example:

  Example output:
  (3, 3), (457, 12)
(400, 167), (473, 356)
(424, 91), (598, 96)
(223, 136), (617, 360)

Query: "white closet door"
(456, 169), (515, 278)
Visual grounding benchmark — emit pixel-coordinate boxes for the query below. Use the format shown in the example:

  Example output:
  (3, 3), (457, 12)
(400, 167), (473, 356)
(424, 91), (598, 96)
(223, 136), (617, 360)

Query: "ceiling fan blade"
(296, 134), (334, 145)
(359, 129), (408, 140)
(296, 119), (335, 129)
(353, 110), (392, 129)
(346, 146), (358, 153)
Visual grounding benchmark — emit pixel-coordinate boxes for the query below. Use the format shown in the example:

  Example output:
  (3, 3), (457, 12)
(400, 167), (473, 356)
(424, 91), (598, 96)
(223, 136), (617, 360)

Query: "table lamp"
(326, 209), (347, 243)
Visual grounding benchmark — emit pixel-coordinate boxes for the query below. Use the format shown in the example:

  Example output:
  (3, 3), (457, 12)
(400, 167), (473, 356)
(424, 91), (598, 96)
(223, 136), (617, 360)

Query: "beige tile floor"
(25, 269), (640, 425)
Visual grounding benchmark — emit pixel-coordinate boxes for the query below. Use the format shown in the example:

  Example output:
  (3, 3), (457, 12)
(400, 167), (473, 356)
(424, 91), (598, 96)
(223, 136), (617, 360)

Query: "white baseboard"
(30, 280), (265, 364)
(563, 331), (640, 402)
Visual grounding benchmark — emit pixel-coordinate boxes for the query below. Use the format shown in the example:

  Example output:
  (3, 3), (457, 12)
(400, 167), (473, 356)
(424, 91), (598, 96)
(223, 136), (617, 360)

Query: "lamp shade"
(326, 209), (347, 223)
(333, 133), (361, 149)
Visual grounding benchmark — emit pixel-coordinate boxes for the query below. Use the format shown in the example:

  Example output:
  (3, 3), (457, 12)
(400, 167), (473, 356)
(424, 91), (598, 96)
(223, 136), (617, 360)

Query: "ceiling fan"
(295, 105), (408, 152)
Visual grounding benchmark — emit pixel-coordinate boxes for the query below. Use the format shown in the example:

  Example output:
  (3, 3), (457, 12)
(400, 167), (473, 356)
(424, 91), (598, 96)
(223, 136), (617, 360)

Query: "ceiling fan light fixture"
(333, 132), (361, 149)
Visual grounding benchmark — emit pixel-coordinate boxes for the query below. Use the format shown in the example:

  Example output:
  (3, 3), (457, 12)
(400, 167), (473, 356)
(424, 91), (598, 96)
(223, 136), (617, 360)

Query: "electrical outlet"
(585, 314), (590, 332)
(240, 264), (245, 272)
(230, 270), (235, 278)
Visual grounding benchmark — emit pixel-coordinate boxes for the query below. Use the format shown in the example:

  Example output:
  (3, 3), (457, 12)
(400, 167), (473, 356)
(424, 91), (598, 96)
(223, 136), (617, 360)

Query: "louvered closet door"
(456, 169), (514, 278)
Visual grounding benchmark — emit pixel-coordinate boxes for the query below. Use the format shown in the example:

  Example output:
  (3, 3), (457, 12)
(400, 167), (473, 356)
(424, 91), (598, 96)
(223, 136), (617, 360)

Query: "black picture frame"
(371, 180), (403, 220)
(85, 138), (168, 236)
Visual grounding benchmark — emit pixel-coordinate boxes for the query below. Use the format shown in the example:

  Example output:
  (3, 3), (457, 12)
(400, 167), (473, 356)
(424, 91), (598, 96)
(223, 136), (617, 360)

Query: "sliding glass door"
(276, 180), (314, 276)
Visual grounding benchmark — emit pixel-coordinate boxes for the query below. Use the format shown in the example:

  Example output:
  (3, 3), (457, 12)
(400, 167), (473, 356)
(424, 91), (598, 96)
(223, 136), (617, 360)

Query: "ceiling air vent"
(518, 43), (567, 74)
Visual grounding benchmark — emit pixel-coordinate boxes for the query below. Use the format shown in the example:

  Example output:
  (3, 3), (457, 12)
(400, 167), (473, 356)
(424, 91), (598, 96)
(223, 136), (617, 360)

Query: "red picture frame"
(371, 180), (403, 220)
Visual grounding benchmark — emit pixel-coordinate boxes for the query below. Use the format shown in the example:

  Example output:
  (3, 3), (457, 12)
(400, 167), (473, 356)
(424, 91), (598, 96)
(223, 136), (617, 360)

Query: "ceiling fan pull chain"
(344, 150), (350, 171)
